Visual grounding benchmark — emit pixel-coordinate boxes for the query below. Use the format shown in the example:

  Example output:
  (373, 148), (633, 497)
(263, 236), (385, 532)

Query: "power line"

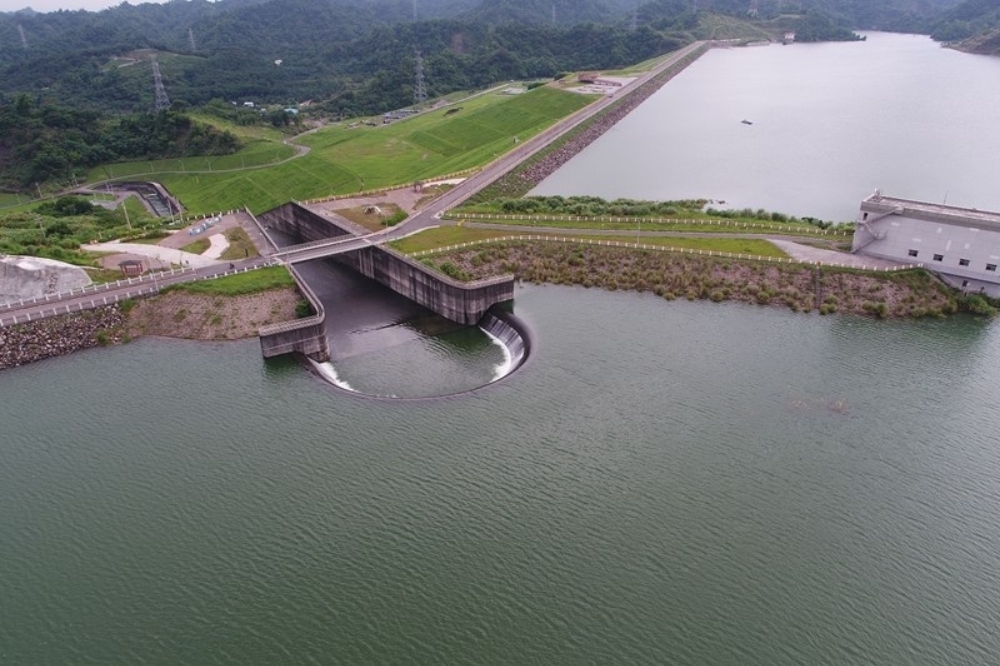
(414, 49), (427, 106)
(151, 58), (171, 112)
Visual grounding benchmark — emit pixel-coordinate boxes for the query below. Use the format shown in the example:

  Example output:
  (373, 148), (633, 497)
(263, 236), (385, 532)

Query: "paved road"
(0, 41), (737, 326)
(276, 41), (709, 264)
(0, 258), (272, 328)
(82, 241), (222, 269)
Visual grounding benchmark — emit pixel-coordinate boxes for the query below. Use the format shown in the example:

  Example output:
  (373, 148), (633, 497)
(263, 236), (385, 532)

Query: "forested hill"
(0, 0), (970, 120)
(931, 0), (1000, 54)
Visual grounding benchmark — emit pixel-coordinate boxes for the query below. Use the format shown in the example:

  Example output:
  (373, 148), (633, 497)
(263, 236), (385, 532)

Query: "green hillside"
(135, 85), (592, 214)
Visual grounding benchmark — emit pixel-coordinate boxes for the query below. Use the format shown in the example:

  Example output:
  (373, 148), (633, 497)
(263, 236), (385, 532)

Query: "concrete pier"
(258, 264), (330, 362)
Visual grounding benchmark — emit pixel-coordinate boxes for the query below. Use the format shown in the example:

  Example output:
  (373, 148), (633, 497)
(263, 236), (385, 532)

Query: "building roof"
(861, 192), (1000, 231)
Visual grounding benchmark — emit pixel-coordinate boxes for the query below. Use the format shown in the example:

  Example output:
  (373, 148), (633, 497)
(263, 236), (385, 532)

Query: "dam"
(255, 202), (529, 397)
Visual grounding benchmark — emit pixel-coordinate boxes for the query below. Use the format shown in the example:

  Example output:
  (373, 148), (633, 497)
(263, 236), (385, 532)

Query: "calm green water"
(3, 286), (1000, 665)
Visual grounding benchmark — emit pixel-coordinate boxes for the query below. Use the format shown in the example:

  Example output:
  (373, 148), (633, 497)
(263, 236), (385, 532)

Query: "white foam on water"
(310, 359), (357, 392)
(481, 325), (514, 383)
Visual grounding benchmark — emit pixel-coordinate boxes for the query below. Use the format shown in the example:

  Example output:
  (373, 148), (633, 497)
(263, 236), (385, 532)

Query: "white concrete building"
(853, 191), (1000, 297)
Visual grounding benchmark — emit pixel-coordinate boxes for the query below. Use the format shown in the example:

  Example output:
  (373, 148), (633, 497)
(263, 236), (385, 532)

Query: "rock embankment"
(0, 287), (305, 371)
(503, 48), (706, 196)
(0, 305), (128, 370)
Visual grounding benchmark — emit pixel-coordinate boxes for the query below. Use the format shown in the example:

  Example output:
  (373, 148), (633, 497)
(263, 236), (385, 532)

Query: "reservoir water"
(532, 32), (1000, 222)
(3, 285), (1000, 665)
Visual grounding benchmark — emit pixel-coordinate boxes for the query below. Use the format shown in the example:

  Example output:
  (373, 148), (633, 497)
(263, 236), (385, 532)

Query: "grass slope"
(167, 266), (295, 296)
(390, 226), (787, 258)
(141, 87), (591, 215)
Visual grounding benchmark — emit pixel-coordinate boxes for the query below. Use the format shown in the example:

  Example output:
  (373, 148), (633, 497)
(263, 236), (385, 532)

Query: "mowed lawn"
(391, 226), (788, 259)
(155, 87), (593, 214)
(87, 139), (298, 182)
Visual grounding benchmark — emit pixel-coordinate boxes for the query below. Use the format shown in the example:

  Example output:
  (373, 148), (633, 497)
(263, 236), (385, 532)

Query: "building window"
(959, 258), (971, 266)
(933, 254), (944, 262)
(908, 249), (919, 257)
(987, 264), (997, 272)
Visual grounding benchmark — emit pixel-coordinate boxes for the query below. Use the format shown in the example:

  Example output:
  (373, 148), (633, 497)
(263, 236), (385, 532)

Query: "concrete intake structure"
(255, 202), (515, 359)
(853, 192), (1000, 297)
(336, 246), (513, 326)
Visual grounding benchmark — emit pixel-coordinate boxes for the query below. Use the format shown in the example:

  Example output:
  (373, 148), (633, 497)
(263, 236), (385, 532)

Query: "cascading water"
(479, 309), (529, 383)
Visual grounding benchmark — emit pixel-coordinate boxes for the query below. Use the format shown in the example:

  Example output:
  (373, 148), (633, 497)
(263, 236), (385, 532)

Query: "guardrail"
(409, 235), (923, 273)
(448, 212), (852, 236)
(0, 265), (198, 313)
(0, 259), (281, 328)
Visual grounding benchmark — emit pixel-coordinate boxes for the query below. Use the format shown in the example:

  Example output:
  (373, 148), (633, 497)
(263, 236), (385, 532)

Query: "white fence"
(449, 212), (852, 236)
(0, 259), (280, 328)
(410, 235), (922, 273)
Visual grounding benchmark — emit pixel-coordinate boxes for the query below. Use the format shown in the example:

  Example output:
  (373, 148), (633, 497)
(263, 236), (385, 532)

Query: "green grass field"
(127, 87), (592, 215)
(0, 193), (30, 209)
(448, 215), (836, 237)
(168, 266), (294, 296)
(88, 139), (297, 183)
(390, 227), (788, 259)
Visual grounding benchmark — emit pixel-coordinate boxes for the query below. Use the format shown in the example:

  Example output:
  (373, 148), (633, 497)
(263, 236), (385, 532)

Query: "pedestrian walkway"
(768, 239), (908, 270)
(81, 241), (221, 268)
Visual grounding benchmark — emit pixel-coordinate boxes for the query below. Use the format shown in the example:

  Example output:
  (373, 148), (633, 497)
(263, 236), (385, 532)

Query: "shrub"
(957, 294), (999, 317)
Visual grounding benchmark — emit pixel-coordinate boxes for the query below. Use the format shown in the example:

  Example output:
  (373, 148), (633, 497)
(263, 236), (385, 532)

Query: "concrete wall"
(259, 202), (515, 325)
(854, 200), (1000, 297)
(258, 203), (352, 244)
(337, 247), (514, 325)
(258, 266), (330, 361)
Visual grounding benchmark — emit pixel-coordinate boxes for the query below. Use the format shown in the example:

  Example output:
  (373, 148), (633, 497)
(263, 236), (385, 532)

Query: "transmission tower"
(551, 4), (556, 26)
(18, 25), (28, 49)
(413, 50), (427, 106)
(748, 0), (759, 18)
(630, 4), (638, 31)
(412, 0), (417, 21)
(151, 59), (171, 112)
(188, 28), (196, 52)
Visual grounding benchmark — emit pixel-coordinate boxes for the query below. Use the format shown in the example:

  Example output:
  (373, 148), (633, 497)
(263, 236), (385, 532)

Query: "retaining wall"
(337, 246), (514, 325)
(257, 203), (352, 244)
(258, 266), (330, 362)
(263, 202), (515, 325)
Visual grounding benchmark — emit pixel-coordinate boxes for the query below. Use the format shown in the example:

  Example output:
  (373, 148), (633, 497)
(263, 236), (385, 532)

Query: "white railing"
(0, 258), (282, 327)
(448, 212), (852, 236)
(409, 235), (922, 273)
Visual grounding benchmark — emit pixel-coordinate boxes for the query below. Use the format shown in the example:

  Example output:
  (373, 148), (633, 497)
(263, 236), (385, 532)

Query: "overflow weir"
(255, 203), (527, 388)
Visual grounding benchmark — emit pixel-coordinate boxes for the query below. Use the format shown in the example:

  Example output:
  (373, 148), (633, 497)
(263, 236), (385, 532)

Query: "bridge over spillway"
(2, 41), (709, 340)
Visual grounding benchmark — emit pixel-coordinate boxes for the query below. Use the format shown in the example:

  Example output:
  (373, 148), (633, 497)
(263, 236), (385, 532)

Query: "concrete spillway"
(480, 307), (530, 383)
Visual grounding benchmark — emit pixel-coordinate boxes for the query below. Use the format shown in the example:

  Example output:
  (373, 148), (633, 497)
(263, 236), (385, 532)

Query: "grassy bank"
(390, 226), (787, 258)
(97, 87), (592, 216)
(165, 266), (295, 296)
(415, 240), (990, 319)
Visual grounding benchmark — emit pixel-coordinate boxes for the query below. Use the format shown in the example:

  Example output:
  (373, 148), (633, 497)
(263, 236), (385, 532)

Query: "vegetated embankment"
(423, 241), (990, 318)
(472, 44), (709, 203)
